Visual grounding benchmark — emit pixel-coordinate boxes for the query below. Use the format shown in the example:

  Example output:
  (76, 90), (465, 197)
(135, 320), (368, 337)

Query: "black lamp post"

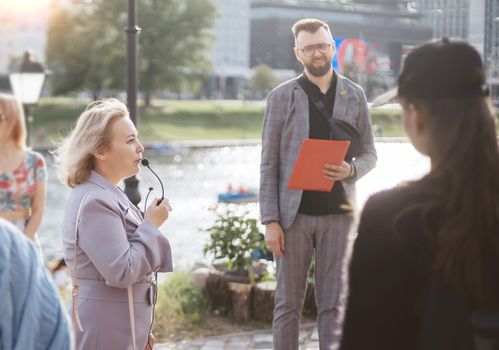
(8, 51), (47, 146)
(124, 0), (142, 206)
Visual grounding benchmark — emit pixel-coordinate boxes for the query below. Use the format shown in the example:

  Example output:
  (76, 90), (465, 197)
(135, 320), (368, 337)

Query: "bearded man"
(259, 18), (377, 350)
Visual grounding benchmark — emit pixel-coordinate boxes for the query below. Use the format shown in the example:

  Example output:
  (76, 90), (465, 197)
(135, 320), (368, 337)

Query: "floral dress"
(0, 150), (47, 233)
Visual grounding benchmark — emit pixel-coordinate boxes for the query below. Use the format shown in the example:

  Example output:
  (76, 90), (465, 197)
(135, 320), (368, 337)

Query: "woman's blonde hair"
(0, 93), (27, 149)
(53, 98), (129, 187)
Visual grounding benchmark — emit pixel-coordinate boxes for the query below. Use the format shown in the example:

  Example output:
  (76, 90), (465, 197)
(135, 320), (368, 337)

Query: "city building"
(415, 0), (499, 98)
(250, 0), (432, 98)
(205, 0), (251, 99)
(414, 0), (469, 39)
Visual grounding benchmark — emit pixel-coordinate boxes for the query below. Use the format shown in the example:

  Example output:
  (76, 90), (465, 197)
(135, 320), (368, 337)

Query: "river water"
(38, 142), (429, 267)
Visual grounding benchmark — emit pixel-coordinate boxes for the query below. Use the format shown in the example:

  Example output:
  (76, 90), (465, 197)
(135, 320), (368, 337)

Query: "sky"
(0, 0), (50, 17)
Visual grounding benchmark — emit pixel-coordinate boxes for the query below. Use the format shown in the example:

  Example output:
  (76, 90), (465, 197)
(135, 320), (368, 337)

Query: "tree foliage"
(46, 0), (216, 101)
(250, 64), (278, 98)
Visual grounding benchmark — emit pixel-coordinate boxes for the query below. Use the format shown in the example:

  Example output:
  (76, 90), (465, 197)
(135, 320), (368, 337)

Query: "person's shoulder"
(336, 73), (366, 98)
(267, 76), (300, 99)
(70, 182), (109, 207)
(363, 180), (434, 220)
(26, 149), (46, 167)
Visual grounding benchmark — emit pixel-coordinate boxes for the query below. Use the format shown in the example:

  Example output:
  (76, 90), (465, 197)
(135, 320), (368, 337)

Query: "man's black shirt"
(298, 72), (348, 215)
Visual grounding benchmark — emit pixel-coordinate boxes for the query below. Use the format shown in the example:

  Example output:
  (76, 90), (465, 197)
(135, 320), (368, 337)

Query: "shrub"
(202, 209), (264, 273)
(152, 270), (208, 339)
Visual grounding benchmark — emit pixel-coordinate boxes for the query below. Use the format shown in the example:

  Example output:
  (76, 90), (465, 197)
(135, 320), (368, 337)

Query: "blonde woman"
(0, 94), (46, 248)
(55, 99), (173, 350)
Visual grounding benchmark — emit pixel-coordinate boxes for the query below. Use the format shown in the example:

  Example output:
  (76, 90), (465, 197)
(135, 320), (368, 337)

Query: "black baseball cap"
(372, 38), (490, 107)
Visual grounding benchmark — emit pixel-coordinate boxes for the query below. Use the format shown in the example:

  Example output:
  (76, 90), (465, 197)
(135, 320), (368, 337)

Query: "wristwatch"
(349, 162), (356, 177)
(262, 220), (279, 225)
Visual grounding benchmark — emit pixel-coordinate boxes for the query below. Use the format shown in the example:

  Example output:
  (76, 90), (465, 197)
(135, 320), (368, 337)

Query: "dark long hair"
(410, 95), (499, 307)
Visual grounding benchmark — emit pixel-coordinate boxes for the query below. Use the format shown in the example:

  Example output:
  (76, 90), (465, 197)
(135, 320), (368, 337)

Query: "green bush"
(152, 270), (208, 338)
(202, 210), (264, 273)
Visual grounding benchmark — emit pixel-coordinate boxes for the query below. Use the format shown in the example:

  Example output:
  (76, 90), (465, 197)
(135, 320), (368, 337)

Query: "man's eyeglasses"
(300, 43), (332, 57)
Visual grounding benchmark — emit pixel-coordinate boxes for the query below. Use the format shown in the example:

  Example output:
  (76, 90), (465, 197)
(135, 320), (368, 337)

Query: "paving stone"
(203, 340), (225, 348)
(227, 337), (251, 346)
(253, 341), (273, 349)
(154, 345), (173, 350)
(305, 340), (320, 346)
(189, 340), (205, 345)
(157, 322), (319, 350)
(253, 334), (273, 343)
(299, 329), (311, 343)
(225, 346), (248, 350)
(310, 328), (319, 341)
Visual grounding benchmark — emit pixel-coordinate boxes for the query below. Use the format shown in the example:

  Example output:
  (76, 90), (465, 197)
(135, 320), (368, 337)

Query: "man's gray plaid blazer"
(260, 73), (377, 229)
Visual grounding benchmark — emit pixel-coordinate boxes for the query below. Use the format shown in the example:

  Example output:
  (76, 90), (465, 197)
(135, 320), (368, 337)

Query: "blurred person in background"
(0, 94), (47, 255)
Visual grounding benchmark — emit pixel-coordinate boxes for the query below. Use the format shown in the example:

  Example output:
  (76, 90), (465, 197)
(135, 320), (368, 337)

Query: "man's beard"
(304, 56), (332, 77)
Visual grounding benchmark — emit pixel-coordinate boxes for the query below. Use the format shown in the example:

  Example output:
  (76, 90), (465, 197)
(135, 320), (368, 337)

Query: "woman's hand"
(144, 198), (171, 228)
(144, 333), (155, 349)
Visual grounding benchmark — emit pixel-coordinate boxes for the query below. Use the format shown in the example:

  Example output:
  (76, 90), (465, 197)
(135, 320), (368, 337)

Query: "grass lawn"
(30, 97), (497, 145)
(32, 98), (266, 144)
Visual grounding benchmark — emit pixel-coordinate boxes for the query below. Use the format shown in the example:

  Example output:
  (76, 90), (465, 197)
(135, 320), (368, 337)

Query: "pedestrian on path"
(55, 99), (173, 350)
(341, 38), (499, 350)
(259, 18), (377, 350)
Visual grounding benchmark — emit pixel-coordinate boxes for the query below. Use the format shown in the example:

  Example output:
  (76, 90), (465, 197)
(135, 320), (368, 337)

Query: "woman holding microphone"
(55, 98), (172, 350)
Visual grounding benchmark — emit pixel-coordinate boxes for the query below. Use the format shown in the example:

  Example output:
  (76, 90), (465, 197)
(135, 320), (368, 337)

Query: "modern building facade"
(414, 0), (469, 39)
(415, 0), (499, 96)
(206, 0), (251, 99)
(250, 0), (432, 98)
(483, 0), (499, 90)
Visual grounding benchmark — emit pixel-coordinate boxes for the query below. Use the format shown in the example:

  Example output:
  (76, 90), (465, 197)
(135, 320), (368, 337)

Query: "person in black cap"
(339, 38), (499, 350)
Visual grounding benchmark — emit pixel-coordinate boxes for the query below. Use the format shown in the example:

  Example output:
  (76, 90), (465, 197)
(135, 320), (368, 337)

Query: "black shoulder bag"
(297, 75), (362, 161)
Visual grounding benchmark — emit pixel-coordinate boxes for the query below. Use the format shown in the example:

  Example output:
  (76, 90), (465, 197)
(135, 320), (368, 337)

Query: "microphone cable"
(143, 187), (154, 216)
(141, 158), (164, 205)
(141, 158), (162, 349)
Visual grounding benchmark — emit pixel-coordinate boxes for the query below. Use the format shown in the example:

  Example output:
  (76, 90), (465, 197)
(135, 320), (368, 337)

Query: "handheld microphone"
(141, 158), (165, 206)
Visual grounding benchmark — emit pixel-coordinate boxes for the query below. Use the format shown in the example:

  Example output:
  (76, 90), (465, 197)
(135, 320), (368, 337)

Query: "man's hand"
(265, 222), (285, 256)
(323, 161), (352, 181)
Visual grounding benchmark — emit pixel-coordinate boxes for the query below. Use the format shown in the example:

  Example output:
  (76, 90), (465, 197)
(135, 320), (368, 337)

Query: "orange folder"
(287, 139), (351, 192)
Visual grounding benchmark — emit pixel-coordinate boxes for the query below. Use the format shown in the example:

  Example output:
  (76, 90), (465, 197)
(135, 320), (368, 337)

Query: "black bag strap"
(297, 74), (333, 122)
(297, 74), (362, 159)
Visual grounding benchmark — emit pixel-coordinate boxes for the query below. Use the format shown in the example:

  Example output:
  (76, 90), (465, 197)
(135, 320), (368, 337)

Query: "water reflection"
(39, 142), (429, 267)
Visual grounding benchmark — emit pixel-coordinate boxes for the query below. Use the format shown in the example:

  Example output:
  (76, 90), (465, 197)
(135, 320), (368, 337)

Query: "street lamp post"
(124, 0), (142, 206)
(8, 51), (47, 146)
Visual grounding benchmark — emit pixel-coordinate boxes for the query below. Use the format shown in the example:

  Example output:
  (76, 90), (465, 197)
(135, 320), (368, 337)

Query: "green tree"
(138, 0), (215, 106)
(46, 0), (125, 98)
(250, 64), (278, 98)
(46, 0), (216, 102)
